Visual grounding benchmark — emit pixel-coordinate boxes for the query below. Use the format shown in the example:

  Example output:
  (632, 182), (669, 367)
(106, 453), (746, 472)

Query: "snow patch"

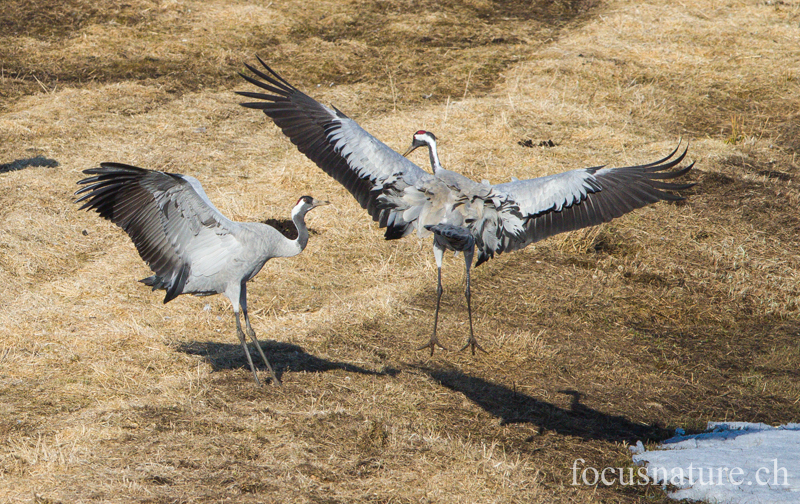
(633, 422), (800, 503)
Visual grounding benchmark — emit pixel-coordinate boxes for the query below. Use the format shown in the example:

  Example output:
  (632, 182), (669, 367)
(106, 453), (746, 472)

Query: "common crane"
(237, 58), (694, 355)
(75, 163), (329, 385)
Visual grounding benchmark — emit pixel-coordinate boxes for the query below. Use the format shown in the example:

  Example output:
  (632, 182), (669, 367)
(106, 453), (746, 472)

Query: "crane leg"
(234, 311), (261, 386)
(243, 308), (282, 387)
(239, 282), (281, 386)
(417, 245), (449, 355)
(458, 247), (487, 355)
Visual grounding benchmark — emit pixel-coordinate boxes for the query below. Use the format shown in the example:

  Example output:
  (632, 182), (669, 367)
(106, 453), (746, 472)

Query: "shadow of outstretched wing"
(418, 365), (670, 443)
(176, 340), (399, 381)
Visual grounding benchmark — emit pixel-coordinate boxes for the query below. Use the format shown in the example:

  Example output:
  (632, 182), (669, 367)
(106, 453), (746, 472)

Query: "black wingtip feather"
(648, 160), (695, 180)
(241, 61), (294, 94)
(384, 224), (409, 240)
(238, 58), (398, 223)
(254, 55), (298, 90)
(639, 144), (688, 173)
(163, 264), (190, 304)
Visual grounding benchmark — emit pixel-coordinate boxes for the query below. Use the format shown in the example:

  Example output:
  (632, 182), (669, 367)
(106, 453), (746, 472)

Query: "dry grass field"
(2, 0), (800, 502)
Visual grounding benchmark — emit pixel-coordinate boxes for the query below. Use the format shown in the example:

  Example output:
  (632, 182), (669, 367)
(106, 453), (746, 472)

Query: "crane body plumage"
(76, 163), (328, 385)
(238, 57), (694, 354)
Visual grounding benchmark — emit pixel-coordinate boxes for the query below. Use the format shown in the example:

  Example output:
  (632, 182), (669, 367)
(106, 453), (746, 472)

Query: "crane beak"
(311, 198), (330, 208)
(402, 144), (419, 157)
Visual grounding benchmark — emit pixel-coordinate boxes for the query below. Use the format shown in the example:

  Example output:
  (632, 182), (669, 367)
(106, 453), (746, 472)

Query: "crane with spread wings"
(237, 57), (694, 355)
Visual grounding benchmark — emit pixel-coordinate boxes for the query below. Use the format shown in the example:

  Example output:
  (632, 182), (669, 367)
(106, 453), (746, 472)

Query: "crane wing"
(491, 144), (694, 258)
(75, 163), (242, 303)
(237, 57), (432, 235)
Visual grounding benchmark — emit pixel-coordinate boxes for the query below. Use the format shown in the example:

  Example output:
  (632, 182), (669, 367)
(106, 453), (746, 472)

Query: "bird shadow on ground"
(0, 156), (59, 173)
(177, 340), (400, 381)
(415, 365), (671, 444)
(260, 218), (322, 240)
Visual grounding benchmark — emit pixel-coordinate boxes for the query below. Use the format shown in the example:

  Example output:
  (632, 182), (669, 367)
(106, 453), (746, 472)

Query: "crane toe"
(458, 336), (488, 356)
(416, 336), (450, 356)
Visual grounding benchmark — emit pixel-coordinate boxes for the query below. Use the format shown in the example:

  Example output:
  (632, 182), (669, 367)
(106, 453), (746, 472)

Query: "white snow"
(632, 422), (800, 503)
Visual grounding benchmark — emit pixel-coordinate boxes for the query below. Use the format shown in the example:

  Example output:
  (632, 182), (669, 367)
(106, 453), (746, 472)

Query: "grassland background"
(1, 0), (799, 502)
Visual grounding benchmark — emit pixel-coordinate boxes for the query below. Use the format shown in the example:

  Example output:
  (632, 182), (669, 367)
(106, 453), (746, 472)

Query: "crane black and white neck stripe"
(403, 130), (443, 173)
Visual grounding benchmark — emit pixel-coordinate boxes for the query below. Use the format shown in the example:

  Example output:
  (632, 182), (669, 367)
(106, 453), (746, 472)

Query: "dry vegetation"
(1, 0), (800, 502)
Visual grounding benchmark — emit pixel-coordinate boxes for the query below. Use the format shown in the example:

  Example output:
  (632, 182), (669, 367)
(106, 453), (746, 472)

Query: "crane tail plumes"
(425, 224), (475, 252)
(139, 263), (191, 304)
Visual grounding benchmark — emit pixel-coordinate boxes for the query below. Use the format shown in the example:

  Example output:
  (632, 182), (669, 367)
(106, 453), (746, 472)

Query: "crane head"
(295, 196), (330, 213)
(402, 130), (437, 157)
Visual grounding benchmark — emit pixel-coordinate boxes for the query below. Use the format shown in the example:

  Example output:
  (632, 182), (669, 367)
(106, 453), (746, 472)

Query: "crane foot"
(458, 336), (488, 356)
(416, 336), (450, 356)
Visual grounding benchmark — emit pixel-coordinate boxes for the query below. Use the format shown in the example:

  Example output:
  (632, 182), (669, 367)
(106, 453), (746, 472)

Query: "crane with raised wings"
(76, 163), (329, 385)
(237, 57), (694, 355)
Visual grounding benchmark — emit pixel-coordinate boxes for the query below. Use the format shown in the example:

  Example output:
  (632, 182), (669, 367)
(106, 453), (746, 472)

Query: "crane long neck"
(270, 207), (310, 259)
(292, 209), (310, 253)
(427, 140), (443, 173)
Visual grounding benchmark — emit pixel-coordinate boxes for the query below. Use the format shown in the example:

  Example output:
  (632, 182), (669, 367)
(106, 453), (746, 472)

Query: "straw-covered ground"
(1, 0), (799, 502)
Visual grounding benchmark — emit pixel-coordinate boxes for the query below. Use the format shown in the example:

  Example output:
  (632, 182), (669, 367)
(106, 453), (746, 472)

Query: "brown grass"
(2, 0), (800, 502)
